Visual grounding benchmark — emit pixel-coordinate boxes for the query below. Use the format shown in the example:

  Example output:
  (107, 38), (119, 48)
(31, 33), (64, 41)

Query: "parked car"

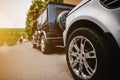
(32, 2), (75, 53)
(63, 0), (120, 80)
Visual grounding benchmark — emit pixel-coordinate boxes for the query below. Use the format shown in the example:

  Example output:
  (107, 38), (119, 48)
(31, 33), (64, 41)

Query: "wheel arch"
(66, 19), (120, 68)
(66, 20), (104, 44)
(39, 31), (47, 39)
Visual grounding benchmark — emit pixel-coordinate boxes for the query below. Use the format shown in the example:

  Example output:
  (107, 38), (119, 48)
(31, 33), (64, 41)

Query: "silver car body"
(63, 0), (120, 48)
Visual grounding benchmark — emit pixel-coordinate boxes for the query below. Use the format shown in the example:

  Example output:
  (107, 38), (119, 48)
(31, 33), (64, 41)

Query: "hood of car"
(68, 0), (91, 16)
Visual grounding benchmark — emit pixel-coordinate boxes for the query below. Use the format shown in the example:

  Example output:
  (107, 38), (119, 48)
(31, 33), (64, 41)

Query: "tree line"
(25, 0), (63, 40)
(0, 28), (25, 46)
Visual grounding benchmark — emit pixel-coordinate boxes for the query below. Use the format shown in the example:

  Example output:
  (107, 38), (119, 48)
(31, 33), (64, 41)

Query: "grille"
(101, 0), (120, 9)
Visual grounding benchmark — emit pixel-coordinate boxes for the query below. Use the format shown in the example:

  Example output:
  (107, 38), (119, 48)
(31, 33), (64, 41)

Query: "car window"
(100, 0), (120, 9)
(41, 9), (47, 25)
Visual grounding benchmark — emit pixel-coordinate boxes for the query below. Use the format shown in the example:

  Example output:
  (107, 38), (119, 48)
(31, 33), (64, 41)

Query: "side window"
(38, 16), (41, 25)
(37, 15), (41, 29)
(100, 0), (120, 9)
(41, 9), (47, 25)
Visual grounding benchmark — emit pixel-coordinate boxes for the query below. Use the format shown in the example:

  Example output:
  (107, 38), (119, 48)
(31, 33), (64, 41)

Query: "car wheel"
(33, 44), (37, 48)
(40, 35), (54, 53)
(66, 27), (110, 80)
(40, 35), (48, 53)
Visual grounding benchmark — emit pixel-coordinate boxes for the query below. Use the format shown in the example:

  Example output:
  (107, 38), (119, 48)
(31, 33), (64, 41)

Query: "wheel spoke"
(71, 59), (78, 68)
(69, 50), (78, 57)
(73, 39), (80, 51)
(80, 37), (86, 52)
(79, 62), (84, 72)
(85, 50), (96, 59)
(82, 37), (87, 46)
(84, 60), (94, 76)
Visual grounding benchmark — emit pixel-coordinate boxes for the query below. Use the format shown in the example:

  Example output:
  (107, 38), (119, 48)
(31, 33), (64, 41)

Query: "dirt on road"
(0, 42), (73, 80)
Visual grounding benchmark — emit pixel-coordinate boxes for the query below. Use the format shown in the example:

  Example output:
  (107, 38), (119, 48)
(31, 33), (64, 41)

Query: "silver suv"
(63, 0), (120, 80)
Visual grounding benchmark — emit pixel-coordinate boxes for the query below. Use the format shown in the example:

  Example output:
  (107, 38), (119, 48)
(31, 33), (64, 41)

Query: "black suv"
(32, 2), (75, 53)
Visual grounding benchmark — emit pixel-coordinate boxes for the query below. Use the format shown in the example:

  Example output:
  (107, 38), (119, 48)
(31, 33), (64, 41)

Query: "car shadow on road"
(35, 46), (65, 55)
(45, 46), (65, 55)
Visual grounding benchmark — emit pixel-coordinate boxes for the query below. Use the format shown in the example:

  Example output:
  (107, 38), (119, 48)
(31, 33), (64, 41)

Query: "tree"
(25, 0), (63, 40)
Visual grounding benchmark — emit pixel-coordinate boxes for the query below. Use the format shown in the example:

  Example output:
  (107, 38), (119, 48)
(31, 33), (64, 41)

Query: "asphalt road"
(0, 42), (74, 80)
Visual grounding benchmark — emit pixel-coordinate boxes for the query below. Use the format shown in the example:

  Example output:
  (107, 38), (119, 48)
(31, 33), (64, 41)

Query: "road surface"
(0, 42), (74, 80)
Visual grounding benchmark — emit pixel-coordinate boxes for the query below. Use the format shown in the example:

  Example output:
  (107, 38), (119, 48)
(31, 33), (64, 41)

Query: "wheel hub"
(68, 36), (97, 80)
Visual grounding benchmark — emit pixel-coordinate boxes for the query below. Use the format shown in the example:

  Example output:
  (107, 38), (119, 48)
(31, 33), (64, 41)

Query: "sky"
(0, 0), (32, 28)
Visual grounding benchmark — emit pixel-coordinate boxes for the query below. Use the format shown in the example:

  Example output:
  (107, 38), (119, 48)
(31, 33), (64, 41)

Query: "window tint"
(100, 0), (120, 9)
(41, 9), (47, 25)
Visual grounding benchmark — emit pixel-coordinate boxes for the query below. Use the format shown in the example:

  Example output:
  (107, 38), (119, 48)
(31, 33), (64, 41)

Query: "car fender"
(64, 8), (120, 47)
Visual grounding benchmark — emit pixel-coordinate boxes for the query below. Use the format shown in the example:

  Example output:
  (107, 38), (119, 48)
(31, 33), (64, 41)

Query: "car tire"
(40, 35), (48, 53)
(33, 44), (37, 48)
(66, 27), (110, 80)
(40, 35), (54, 53)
